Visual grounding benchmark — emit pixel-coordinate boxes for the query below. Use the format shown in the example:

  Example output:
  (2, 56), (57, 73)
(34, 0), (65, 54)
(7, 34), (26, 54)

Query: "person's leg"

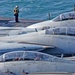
(16, 14), (19, 22)
(15, 15), (17, 22)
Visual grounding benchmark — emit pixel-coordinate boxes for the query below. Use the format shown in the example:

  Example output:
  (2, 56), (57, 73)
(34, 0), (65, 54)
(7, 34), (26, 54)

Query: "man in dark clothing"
(74, 4), (75, 11)
(14, 6), (19, 22)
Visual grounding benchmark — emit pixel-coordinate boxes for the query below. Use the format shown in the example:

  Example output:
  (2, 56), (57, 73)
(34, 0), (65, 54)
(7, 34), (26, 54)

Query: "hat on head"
(15, 6), (18, 8)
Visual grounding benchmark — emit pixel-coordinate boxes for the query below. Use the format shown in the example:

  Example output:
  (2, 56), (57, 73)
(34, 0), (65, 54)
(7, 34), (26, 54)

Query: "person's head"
(15, 6), (19, 8)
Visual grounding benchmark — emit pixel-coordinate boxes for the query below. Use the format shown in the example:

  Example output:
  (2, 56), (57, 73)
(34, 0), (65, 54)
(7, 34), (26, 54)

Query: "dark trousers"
(14, 14), (19, 22)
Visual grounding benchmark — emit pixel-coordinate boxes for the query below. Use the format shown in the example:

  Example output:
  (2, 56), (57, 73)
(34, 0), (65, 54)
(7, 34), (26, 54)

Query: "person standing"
(74, 4), (75, 11)
(14, 6), (19, 22)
